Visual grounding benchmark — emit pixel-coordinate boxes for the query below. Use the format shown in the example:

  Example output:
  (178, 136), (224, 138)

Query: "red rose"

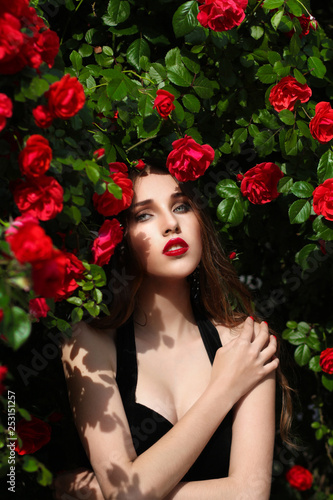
(32, 105), (53, 129)
(0, 365), (8, 395)
(239, 162), (284, 204)
(93, 148), (105, 160)
(93, 172), (133, 216)
(0, 310), (3, 322)
(5, 216), (53, 263)
(12, 175), (63, 221)
(197, 0), (248, 32)
(312, 178), (333, 221)
(309, 102), (333, 144)
(269, 76), (312, 112)
(31, 249), (67, 298)
(229, 251), (237, 260)
(166, 135), (215, 182)
(15, 415), (51, 455)
(319, 347), (333, 374)
(0, 0), (30, 17)
(108, 162), (128, 174)
(19, 135), (52, 178)
(0, 13), (25, 74)
(134, 159), (146, 170)
(29, 297), (50, 319)
(45, 74), (85, 120)
(35, 29), (59, 68)
(0, 93), (13, 131)
(53, 251), (86, 301)
(91, 218), (123, 267)
(286, 14), (317, 39)
(153, 90), (176, 120)
(286, 465), (313, 491)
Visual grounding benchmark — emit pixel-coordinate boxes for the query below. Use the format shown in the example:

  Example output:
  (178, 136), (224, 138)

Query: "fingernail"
(249, 316), (254, 320)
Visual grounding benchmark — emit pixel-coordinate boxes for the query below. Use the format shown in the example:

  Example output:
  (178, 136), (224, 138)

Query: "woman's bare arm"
(60, 318), (278, 500)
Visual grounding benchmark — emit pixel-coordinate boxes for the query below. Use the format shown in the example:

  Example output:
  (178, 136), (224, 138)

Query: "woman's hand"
(52, 467), (103, 500)
(210, 317), (278, 407)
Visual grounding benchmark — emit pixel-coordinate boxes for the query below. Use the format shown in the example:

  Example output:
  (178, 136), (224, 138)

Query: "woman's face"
(127, 172), (202, 281)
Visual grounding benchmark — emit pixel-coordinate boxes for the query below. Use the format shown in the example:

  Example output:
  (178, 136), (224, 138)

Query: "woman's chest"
(135, 336), (212, 425)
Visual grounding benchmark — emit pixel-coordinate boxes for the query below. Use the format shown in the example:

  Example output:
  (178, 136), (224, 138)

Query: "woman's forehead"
(132, 172), (181, 202)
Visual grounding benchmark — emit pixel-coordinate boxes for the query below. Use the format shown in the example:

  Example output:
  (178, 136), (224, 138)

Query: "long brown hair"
(94, 159), (294, 444)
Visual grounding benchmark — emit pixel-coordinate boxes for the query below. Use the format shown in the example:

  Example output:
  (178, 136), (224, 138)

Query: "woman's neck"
(134, 277), (196, 339)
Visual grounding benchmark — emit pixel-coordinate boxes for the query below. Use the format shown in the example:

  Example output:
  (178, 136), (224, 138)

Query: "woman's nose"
(162, 212), (180, 235)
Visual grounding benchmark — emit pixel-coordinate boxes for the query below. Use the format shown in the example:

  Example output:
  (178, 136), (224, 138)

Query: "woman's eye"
(174, 203), (191, 213)
(135, 212), (151, 222)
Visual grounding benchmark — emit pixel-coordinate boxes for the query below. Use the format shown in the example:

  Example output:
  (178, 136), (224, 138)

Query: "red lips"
(163, 237), (189, 256)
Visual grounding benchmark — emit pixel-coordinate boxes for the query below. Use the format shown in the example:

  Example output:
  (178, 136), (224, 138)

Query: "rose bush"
(0, 93), (13, 131)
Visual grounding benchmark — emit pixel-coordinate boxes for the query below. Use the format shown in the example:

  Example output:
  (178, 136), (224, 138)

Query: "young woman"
(54, 161), (289, 500)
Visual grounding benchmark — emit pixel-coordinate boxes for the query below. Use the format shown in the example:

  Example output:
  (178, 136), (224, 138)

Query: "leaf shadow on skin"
(61, 335), (159, 499)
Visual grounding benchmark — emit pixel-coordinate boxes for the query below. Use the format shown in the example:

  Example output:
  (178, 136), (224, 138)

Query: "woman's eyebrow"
(131, 191), (184, 209)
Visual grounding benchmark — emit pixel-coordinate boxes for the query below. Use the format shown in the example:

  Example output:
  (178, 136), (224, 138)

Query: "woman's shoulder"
(61, 321), (117, 373)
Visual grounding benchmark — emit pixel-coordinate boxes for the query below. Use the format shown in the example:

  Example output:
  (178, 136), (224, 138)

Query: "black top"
(115, 308), (233, 481)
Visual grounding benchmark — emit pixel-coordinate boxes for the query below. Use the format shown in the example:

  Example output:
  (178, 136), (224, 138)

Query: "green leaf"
(290, 181), (314, 198)
(253, 131), (276, 156)
(286, 320), (298, 329)
(37, 464), (53, 486)
(250, 26), (264, 40)
(7, 307), (31, 350)
(312, 216), (333, 241)
(29, 77), (50, 98)
(284, 129), (298, 156)
(17, 408), (31, 420)
(70, 50), (82, 71)
(79, 44), (93, 58)
(290, 33), (301, 56)
(297, 321), (311, 334)
(149, 63), (167, 84)
(172, 1), (198, 38)
(283, 330), (307, 345)
(216, 179), (240, 199)
(263, 0), (284, 8)
(126, 39), (150, 71)
(317, 150), (333, 183)
(86, 163), (100, 184)
(297, 120), (312, 138)
(71, 307), (83, 323)
(306, 331), (321, 351)
(22, 456), (39, 472)
(103, 0), (130, 26)
(258, 109), (280, 129)
(172, 100), (185, 123)
(138, 93), (154, 118)
(293, 68), (306, 84)
(67, 297), (83, 306)
(278, 176), (293, 193)
(83, 301), (100, 317)
(278, 109), (295, 125)
(268, 51), (281, 65)
(165, 47), (182, 69)
(271, 9), (284, 30)
(294, 344), (311, 366)
(193, 75), (218, 98)
(322, 374), (333, 391)
(308, 56), (327, 79)
(256, 64), (276, 84)
(92, 288), (103, 304)
(295, 244), (317, 269)
(288, 199), (311, 224)
(182, 94), (200, 113)
(286, 0), (304, 16)
(217, 198), (244, 226)
(167, 66), (193, 87)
